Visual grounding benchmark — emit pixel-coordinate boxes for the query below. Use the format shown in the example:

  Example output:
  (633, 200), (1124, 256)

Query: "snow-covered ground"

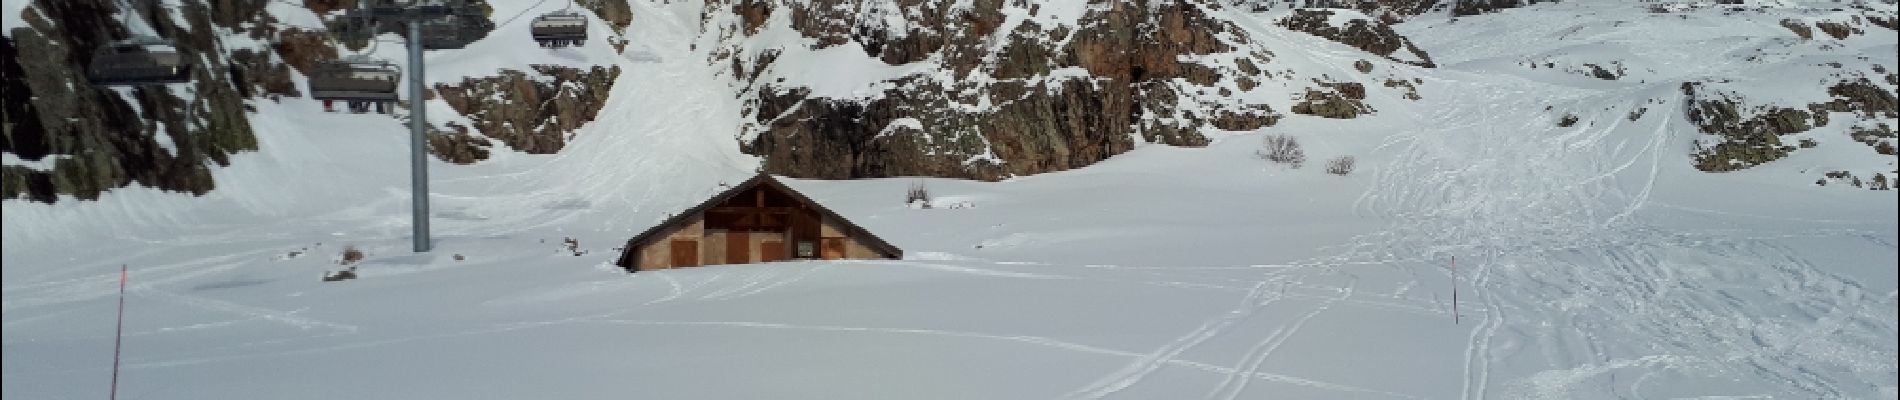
(4, 1), (1896, 399)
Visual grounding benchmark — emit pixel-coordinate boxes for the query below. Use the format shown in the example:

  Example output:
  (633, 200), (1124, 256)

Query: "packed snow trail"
(1340, 66), (1898, 398)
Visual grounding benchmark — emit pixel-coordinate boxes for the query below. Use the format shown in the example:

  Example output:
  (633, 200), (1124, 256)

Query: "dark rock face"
(1849, 123), (1895, 155)
(432, 65), (622, 159)
(1870, 15), (1898, 31)
(1814, 21), (1860, 39)
(1781, 19), (1814, 40)
(1291, 82), (1373, 119)
(4, 0), (620, 200)
(1818, 78), (1898, 118)
(427, 123), (493, 165)
(578, 0), (634, 51)
(1683, 76), (1899, 173)
(1584, 63), (1619, 80)
(1683, 82), (1809, 172)
(1276, 9), (1435, 68)
(708, 0), (1281, 181)
(1450, 0), (1544, 17)
(3, 0), (272, 203)
(271, 28), (337, 73)
(578, 0), (633, 34)
(1262, 0), (1542, 19)
(1270, 0), (1441, 21)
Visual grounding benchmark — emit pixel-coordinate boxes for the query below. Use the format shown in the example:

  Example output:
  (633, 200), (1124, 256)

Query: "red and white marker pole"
(1451, 256), (1460, 325)
(111, 265), (127, 400)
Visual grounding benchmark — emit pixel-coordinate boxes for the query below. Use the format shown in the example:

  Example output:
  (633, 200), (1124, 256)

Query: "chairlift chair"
(307, 56), (401, 113)
(530, 11), (588, 48)
(88, 35), (191, 86)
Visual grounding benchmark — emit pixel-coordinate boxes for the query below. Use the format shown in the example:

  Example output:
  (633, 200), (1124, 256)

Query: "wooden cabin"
(615, 174), (902, 272)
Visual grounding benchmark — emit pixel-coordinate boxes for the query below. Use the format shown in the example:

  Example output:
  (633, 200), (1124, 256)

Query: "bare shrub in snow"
(1258, 134), (1306, 168)
(1326, 156), (1357, 175)
(340, 245), (365, 265)
(906, 181), (932, 209)
(563, 237), (585, 256)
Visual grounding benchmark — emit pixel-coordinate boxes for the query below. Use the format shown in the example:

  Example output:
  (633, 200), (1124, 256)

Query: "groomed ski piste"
(3, 1), (1896, 399)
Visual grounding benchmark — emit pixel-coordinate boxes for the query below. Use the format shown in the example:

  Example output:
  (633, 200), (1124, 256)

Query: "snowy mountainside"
(1399, 0), (1896, 186)
(3, 0), (1899, 399)
(700, 0), (1431, 180)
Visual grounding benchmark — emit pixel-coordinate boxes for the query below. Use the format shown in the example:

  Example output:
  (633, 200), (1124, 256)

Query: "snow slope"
(4, 1), (1896, 399)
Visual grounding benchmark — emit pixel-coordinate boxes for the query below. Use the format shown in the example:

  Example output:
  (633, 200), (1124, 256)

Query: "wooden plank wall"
(637, 217), (704, 270)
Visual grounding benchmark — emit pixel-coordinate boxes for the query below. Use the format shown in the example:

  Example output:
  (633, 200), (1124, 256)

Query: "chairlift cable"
(497, 0), (559, 30)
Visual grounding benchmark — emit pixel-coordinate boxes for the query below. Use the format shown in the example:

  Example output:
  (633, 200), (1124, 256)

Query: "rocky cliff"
(430, 64), (621, 163)
(704, 0), (1304, 180)
(2, 0), (623, 202)
(3, 0), (277, 202)
(1236, 0), (1543, 21)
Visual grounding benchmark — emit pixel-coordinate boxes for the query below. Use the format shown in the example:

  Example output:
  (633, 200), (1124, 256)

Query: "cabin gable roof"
(615, 174), (903, 268)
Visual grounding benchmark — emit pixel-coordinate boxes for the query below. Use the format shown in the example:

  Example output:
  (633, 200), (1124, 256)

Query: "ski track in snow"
(1343, 59), (1897, 398)
(136, 286), (359, 334)
(586, 318), (1424, 399)
(1059, 261), (1324, 400)
(1206, 279), (1355, 400)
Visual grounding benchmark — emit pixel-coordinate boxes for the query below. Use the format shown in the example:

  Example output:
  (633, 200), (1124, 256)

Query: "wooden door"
(670, 240), (698, 268)
(726, 231), (750, 264)
(760, 241), (786, 262)
(821, 238), (846, 260)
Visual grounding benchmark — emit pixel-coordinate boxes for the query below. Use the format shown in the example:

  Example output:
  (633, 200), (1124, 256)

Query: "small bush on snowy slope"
(339, 245), (365, 265)
(1259, 135), (1306, 168)
(563, 237), (585, 256)
(1326, 156), (1357, 176)
(907, 181), (933, 209)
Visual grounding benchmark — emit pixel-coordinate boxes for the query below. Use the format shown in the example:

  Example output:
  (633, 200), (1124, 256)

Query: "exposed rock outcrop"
(1276, 9), (1435, 68)
(578, 0), (633, 34)
(2, 0), (588, 202)
(1815, 78), (1898, 118)
(709, 0), (1282, 181)
(1450, 0), (1544, 17)
(3, 0), (274, 202)
(1682, 82), (1812, 172)
(1849, 123), (1896, 156)
(432, 65), (622, 158)
(1781, 19), (1814, 40)
(1814, 20), (1861, 40)
(427, 123), (494, 165)
(1291, 81), (1373, 119)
